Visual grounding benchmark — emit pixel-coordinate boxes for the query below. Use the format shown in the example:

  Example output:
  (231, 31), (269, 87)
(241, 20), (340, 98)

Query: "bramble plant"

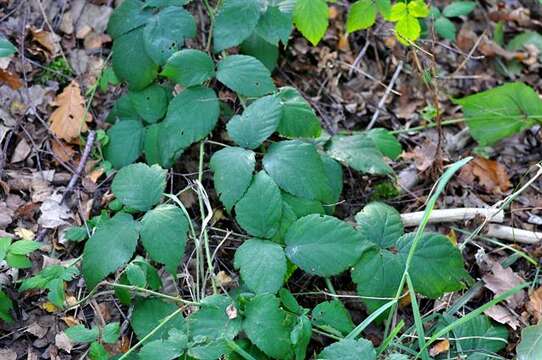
(4, 1), (535, 359)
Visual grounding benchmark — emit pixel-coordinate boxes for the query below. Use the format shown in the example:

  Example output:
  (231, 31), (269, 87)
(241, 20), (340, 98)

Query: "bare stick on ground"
(400, 207), (505, 227)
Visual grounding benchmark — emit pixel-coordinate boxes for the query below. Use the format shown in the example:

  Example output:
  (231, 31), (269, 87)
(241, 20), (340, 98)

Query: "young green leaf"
(397, 232), (472, 298)
(112, 27), (158, 91)
(235, 171), (283, 239)
(346, 0), (377, 33)
(107, 0), (153, 39)
(89, 341), (109, 360)
(276, 87), (322, 139)
(216, 55), (276, 97)
(318, 338), (376, 360)
(64, 226), (88, 242)
(161, 49), (215, 87)
(125, 262), (147, 288)
(0, 36), (16, 57)
(263, 140), (332, 202)
(82, 213), (139, 289)
(255, 6), (293, 45)
(143, 6), (196, 65)
(6, 253), (32, 269)
(327, 134), (393, 175)
(9, 240), (40, 255)
(408, 0), (430, 18)
(243, 294), (294, 359)
(355, 202), (404, 248)
(131, 299), (185, 341)
(102, 322), (121, 344)
(442, 1), (476, 17)
(0, 290), (13, 323)
(65, 325), (100, 343)
(227, 95), (282, 149)
(311, 301), (355, 336)
(234, 239), (286, 294)
(210, 147), (255, 212)
(111, 163), (167, 212)
(453, 82), (542, 146)
(213, 0), (262, 52)
(140, 204), (189, 274)
(395, 14), (421, 44)
(158, 86), (220, 166)
(128, 84), (168, 124)
(0, 237), (11, 260)
(285, 214), (365, 277)
(293, 0), (329, 46)
(517, 323), (542, 360)
(104, 120), (145, 169)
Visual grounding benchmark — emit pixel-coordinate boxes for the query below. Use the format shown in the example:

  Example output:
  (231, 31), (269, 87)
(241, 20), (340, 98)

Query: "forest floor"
(1, 0), (542, 359)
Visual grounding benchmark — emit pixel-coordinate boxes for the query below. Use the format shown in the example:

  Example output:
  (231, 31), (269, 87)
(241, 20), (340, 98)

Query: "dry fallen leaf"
(51, 139), (77, 164)
(49, 81), (91, 144)
(429, 339), (450, 357)
(55, 332), (73, 353)
(38, 193), (74, 229)
(482, 261), (526, 309)
(28, 27), (61, 60)
(0, 69), (23, 90)
(527, 286), (542, 322)
(10, 138), (31, 163)
(484, 304), (521, 330)
(459, 157), (511, 194)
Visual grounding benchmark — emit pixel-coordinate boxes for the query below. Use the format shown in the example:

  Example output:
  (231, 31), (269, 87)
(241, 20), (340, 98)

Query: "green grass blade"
(346, 299), (397, 340)
(406, 274), (429, 360)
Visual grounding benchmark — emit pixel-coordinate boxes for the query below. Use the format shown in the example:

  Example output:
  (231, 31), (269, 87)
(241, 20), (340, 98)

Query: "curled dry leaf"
(459, 157), (511, 194)
(482, 261), (526, 309)
(49, 81), (91, 144)
(527, 286), (542, 323)
(0, 69), (23, 90)
(484, 304), (521, 330)
(429, 339), (449, 357)
(28, 27), (61, 60)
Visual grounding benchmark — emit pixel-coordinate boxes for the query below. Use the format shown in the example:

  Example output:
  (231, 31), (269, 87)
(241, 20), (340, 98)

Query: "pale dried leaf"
(484, 304), (521, 330)
(49, 81), (91, 143)
(38, 193), (73, 229)
(527, 287), (542, 322)
(482, 261), (526, 309)
(10, 138), (31, 163)
(55, 333), (73, 353)
(459, 157), (511, 194)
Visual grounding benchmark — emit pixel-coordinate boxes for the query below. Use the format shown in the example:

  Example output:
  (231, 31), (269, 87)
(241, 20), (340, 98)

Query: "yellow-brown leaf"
(49, 81), (91, 144)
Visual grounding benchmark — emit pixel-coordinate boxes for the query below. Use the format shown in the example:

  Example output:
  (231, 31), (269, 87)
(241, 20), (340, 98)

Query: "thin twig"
(366, 61), (403, 130)
(400, 207), (505, 227)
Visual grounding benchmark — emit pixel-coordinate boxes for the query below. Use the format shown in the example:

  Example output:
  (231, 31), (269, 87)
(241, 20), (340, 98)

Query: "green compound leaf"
(111, 163), (167, 212)
(434, 16), (457, 41)
(227, 95), (282, 149)
(311, 300), (355, 336)
(234, 239), (286, 294)
(213, 0), (262, 52)
(112, 27), (158, 91)
(319, 338), (376, 360)
(128, 84), (169, 124)
(407, 0), (430, 18)
(276, 87), (321, 139)
(346, 0), (377, 33)
(217, 55), (275, 97)
(161, 49), (215, 87)
(327, 134), (393, 175)
(517, 323), (542, 360)
(397, 232), (472, 298)
(131, 298), (184, 342)
(255, 5), (292, 45)
(107, 0), (153, 39)
(351, 247), (404, 313)
(285, 214), (365, 277)
(65, 325), (100, 343)
(282, 192), (325, 218)
(104, 120), (145, 169)
(395, 14), (421, 44)
(442, 1), (476, 17)
(235, 171), (283, 239)
(293, 0), (329, 46)
(355, 202), (404, 248)
(263, 140), (332, 202)
(366, 128), (402, 160)
(240, 33), (279, 71)
(82, 213), (138, 289)
(210, 147), (256, 212)
(158, 86), (220, 166)
(140, 204), (189, 274)
(143, 6), (196, 66)
(0, 36), (16, 58)
(243, 294), (294, 359)
(453, 82), (542, 146)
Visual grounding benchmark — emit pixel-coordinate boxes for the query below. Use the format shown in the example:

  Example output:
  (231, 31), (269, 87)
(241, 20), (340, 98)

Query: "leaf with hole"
(111, 163), (167, 212)
(285, 214), (365, 277)
(235, 171), (283, 239)
(161, 49), (215, 87)
(227, 95), (282, 149)
(234, 239), (286, 294)
(140, 204), (189, 274)
(143, 6), (196, 65)
(82, 213), (138, 289)
(216, 55), (275, 97)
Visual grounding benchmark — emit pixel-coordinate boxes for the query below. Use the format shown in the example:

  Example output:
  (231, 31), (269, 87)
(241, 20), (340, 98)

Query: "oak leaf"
(49, 81), (91, 143)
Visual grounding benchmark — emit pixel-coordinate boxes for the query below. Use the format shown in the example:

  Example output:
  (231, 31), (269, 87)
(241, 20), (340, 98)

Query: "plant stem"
(226, 339), (257, 360)
(324, 278), (336, 296)
(118, 307), (184, 360)
(105, 282), (199, 306)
